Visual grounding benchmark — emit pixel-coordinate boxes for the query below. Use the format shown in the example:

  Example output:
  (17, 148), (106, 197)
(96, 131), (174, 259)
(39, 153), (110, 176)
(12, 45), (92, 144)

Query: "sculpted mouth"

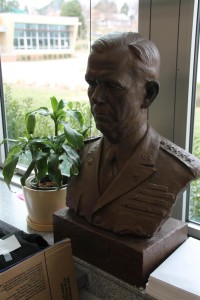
(93, 114), (111, 121)
(92, 108), (110, 118)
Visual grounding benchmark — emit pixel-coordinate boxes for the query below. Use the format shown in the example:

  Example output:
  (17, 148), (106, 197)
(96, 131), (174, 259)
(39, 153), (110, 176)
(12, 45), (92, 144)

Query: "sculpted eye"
(87, 80), (97, 88)
(107, 82), (123, 91)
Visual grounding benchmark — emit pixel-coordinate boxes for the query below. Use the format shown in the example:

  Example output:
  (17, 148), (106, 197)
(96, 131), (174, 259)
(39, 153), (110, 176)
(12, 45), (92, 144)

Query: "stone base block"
(53, 208), (188, 287)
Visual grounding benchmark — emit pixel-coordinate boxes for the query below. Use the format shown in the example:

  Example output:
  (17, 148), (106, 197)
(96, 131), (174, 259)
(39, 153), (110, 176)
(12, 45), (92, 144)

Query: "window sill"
(0, 169), (21, 187)
(188, 222), (200, 239)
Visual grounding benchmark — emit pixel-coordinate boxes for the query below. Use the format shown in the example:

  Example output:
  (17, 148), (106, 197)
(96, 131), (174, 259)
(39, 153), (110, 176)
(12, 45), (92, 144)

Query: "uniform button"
(94, 215), (102, 224)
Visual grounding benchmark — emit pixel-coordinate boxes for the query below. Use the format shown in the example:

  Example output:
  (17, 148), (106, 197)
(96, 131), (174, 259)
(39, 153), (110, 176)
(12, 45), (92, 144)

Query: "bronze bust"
(66, 32), (200, 238)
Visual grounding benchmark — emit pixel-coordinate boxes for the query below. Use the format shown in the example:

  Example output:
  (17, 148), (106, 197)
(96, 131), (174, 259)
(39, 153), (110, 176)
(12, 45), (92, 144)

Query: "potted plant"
(1, 96), (87, 231)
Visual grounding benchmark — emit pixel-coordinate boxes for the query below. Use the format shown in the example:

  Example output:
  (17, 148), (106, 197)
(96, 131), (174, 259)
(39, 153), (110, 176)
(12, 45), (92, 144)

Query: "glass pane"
(0, 0), (138, 168)
(188, 41), (200, 223)
(90, 0), (138, 39)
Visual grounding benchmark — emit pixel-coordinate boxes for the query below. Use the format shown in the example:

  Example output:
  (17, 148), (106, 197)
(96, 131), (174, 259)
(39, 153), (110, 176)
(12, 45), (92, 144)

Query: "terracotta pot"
(22, 176), (67, 232)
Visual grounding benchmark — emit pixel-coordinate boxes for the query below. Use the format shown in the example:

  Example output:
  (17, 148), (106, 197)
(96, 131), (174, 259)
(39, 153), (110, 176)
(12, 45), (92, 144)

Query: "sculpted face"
(85, 48), (147, 143)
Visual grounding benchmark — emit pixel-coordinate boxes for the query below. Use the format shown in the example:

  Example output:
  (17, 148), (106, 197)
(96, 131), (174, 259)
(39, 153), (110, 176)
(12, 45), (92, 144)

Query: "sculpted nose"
(92, 85), (105, 104)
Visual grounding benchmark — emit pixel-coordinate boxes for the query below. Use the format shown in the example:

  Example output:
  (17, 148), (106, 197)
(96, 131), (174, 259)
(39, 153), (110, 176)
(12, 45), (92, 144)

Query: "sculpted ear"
(141, 80), (159, 109)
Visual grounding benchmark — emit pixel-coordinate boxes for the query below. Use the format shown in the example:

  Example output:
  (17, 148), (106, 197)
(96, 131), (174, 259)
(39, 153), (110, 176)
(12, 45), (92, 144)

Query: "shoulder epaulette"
(160, 137), (200, 177)
(160, 138), (192, 163)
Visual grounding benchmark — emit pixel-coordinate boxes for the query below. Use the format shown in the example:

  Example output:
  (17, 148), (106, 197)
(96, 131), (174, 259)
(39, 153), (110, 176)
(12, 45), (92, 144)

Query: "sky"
(18, 0), (138, 10)
(19, 0), (53, 9)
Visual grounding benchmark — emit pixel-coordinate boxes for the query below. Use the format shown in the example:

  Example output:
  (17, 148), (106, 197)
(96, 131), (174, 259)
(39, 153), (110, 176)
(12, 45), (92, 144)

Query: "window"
(187, 1), (200, 225)
(14, 23), (71, 50)
(0, 0), (139, 168)
(14, 24), (26, 49)
(139, 0), (200, 235)
(2, 1), (199, 235)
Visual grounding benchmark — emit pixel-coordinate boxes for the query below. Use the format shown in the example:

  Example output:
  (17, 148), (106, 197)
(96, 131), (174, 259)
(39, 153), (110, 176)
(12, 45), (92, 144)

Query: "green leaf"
(62, 144), (80, 164)
(21, 152), (48, 186)
(81, 126), (89, 138)
(3, 154), (20, 187)
(28, 138), (51, 151)
(47, 153), (62, 189)
(36, 156), (48, 181)
(56, 134), (66, 144)
(53, 134), (66, 153)
(18, 137), (28, 143)
(64, 123), (84, 149)
(57, 99), (65, 111)
(66, 110), (84, 127)
(2, 142), (26, 187)
(34, 107), (50, 116)
(62, 144), (81, 177)
(32, 151), (48, 162)
(21, 161), (35, 186)
(68, 101), (73, 109)
(59, 154), (70, 176)
(56, 109), (66, 121)
(50, 96), (58, 113)
(70, 163), (80, 176)
(60, 145), (81, 176)
(0, 138), (7, 146)
(4, 143), (25, 164)
(25, 113), (36, 134)
(25, 107), (50, 117)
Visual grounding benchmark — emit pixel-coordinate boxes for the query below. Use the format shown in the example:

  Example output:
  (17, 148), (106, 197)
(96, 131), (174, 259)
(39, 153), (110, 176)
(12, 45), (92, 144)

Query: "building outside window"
(0, 13), (79, 59)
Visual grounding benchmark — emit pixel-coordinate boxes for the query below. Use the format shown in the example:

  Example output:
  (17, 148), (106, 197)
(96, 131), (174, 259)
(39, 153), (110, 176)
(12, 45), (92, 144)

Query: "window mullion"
(0, 54), (7, 166)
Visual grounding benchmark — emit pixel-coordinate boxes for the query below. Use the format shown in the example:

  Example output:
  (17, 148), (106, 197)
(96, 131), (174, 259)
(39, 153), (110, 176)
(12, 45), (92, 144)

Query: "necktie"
(99, 145), (117, 193)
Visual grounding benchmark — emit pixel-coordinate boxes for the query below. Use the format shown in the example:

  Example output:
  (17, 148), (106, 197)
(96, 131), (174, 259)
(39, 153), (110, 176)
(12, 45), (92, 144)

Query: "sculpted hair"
(91, 32), (160, 80)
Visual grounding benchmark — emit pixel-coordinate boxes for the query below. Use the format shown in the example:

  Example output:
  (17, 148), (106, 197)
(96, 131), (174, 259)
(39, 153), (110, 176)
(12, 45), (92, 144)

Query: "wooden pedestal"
(53, 208), (188, 287)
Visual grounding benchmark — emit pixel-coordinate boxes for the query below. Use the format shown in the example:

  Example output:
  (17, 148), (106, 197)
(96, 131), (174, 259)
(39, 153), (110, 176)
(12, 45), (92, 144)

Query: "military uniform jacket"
(66, 126), (200, 238)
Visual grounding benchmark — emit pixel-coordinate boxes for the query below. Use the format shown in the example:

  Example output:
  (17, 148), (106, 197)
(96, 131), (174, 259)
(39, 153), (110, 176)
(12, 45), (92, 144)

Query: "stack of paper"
(146, 237), (200, 300)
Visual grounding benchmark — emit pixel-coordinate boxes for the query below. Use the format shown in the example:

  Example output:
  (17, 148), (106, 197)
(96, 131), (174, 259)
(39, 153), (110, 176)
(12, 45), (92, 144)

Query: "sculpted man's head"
(85, 31), (160, 144)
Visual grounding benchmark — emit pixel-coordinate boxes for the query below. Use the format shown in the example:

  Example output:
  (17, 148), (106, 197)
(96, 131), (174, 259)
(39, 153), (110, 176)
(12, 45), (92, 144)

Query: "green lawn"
(5, 82), (200, 144)
(8, 83), (88, 109)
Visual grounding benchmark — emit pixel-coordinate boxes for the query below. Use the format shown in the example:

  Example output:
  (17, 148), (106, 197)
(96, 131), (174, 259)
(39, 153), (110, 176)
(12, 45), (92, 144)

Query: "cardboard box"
(0, 239), (79, 300)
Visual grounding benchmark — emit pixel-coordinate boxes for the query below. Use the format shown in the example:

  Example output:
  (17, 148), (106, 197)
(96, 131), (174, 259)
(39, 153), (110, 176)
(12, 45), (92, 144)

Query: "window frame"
(186, 0), (200, 226)
(0, 57), (6, 168)
(0, 0), (200, 236)
(139, 0), (200, 237)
